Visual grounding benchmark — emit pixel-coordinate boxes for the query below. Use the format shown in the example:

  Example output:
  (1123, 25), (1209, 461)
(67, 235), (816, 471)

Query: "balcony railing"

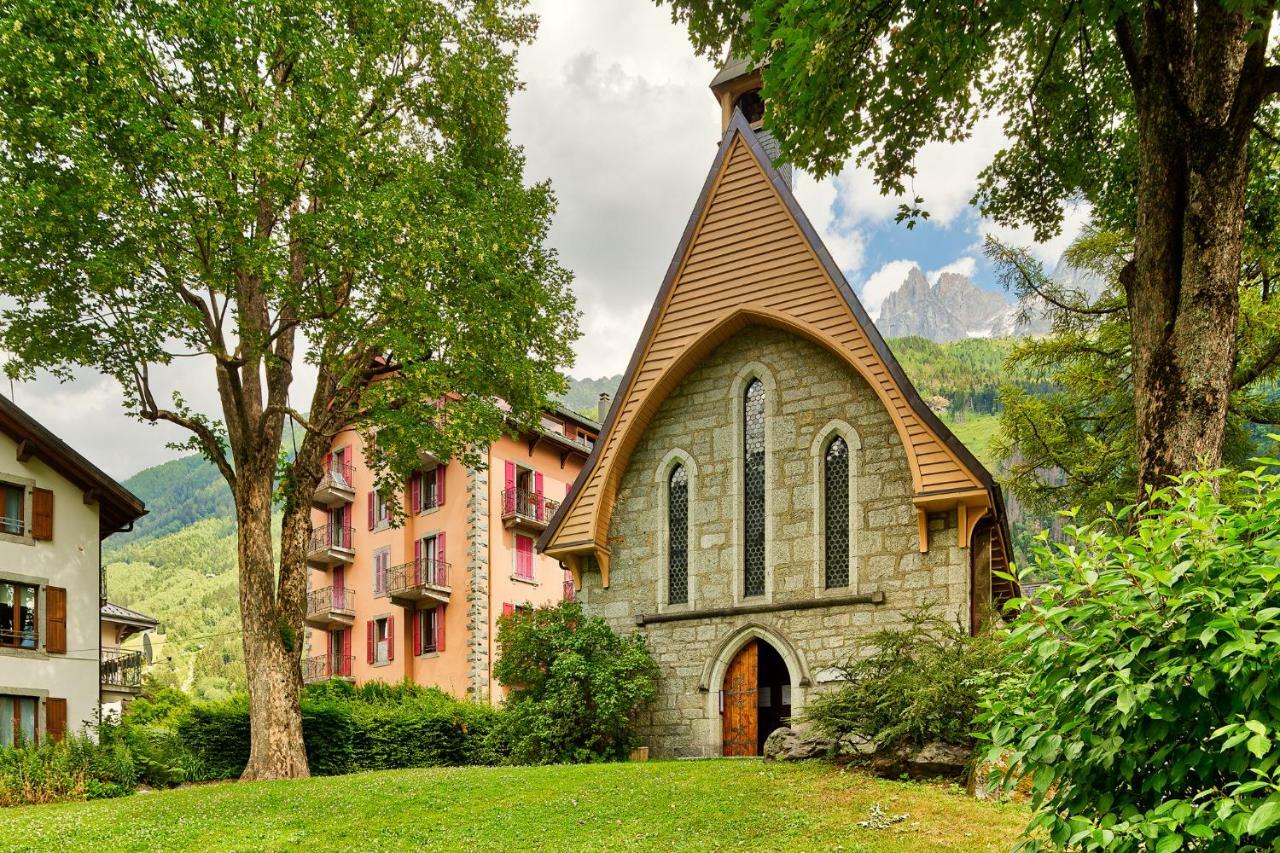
(101, 647), (144, 690)
(306, 524), (356, 567)
(312, 462), (356, 508)
(304, 586), (356, 629)
(0, 515), (25, 537)
(500, 489), (560, 529)
(303, 654), (354, 683)
(387, 558), (451, 606)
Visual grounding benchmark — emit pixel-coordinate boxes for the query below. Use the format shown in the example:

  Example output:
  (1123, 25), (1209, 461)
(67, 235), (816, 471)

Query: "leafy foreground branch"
(980, 467), (1280, 850)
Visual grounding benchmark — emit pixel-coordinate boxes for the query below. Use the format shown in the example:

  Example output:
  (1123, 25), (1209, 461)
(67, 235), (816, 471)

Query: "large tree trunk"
(237, 473), (310, 781)
(1127, 1), (1257, 495)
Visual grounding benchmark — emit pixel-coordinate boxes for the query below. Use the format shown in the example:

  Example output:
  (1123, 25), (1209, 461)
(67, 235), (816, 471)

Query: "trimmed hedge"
(175, 684), (498, 779)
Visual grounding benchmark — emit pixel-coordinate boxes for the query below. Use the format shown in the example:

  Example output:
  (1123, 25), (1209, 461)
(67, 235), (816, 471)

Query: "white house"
(0, 397), (146, 744)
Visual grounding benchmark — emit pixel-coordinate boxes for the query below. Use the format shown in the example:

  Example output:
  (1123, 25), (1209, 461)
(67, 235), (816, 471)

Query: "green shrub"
(493, 601), (658, 764)
(0, 735), (137, 806)
(176, 697), (250, 780)
(979, 469), (1280, 850)
(802, 609), (1006, 751)
(349, 693), (500, 770)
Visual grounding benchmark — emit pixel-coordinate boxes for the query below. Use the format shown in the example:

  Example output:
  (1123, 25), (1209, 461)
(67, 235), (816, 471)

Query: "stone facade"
(465, 462), (491, 702)
(579, 325), (971, 757)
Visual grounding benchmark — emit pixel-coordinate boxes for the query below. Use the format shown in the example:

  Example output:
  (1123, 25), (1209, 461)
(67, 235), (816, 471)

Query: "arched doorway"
(721, 638), (792, 756)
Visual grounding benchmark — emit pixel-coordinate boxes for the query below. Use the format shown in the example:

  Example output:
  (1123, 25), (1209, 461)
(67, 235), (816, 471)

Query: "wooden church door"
(721, 640), (758, 756)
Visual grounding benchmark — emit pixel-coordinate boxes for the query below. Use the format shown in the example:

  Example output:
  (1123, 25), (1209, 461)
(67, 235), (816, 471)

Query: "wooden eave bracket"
(553, 545), (611, 591)
(15, 439), (32, 463)
(912, 489), (992, 553)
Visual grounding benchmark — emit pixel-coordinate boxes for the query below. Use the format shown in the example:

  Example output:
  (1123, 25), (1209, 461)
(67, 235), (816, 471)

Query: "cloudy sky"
(10, 0), (1084, 481)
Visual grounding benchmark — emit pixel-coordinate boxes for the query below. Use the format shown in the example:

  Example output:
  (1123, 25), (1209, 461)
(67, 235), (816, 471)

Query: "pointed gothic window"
(743, 378), (766, 597)
(668, 464), (689, 604)
(824, 436), (850, 589)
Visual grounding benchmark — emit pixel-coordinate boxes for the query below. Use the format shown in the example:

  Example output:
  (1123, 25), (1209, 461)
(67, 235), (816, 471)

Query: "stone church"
(538, 61), (1014, 758)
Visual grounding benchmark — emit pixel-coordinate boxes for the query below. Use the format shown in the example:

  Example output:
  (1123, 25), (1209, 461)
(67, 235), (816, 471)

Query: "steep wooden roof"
(539, 112), (1010, 578)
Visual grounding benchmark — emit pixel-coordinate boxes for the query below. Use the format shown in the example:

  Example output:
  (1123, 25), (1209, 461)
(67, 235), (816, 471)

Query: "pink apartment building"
(303, 403), (599, 704)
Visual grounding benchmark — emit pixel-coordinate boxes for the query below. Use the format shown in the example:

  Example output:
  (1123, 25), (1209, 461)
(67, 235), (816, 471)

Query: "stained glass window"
(668, 464), (689, 604)
(824, 436), (850, 588)
(743, 379), (766, 597)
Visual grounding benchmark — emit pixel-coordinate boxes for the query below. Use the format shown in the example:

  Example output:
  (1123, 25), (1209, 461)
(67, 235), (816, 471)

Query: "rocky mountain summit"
(875, 265), (1050, 342)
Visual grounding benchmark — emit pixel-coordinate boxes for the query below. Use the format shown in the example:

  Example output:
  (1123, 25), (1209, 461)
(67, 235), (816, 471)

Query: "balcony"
(101, 647), (144, 693)
(501, 489), (560, 532)
(304, 586), (356, 629)
(306, 524), (355, 567)
(303, 654), (355, 684)
(312, 461), (356, 509)
(387, 558), (451, 607)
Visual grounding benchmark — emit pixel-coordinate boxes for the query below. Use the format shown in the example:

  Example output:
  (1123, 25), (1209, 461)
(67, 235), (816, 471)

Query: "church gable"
(542, 110), (1002, 581)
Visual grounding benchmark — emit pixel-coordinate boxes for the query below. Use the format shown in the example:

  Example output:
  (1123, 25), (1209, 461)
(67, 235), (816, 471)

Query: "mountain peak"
(876, 267), (1045, 342)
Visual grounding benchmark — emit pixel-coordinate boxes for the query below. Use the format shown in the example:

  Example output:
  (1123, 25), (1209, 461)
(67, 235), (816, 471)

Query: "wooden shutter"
(386, 615), (394, 662)
(435, 605), (446, 652)
(31, 487), (53, 541)
(502, 602), (514, 618)
(413, 538), (423, 586)
(435, 533), (446, 585)
(367, 492), (375, 530)
(534, 472), (544, 520)
(342, 628), (352, 673)
(436, 465), (445, 506)
(516, 535), (533, 579)
(333, 567), (346, 608)
(504, 461), (516, 513)
(45, 697), (66, 742)
(409, 472), (421, 514)
(323, 452), (332, 475)
(366, 620), (374, 664)
(411, 610), (421, 656)
(44, 586), (66, 654)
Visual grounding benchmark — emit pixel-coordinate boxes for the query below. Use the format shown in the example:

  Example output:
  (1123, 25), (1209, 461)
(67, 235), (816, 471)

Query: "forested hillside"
(105, 349), (1028, 694)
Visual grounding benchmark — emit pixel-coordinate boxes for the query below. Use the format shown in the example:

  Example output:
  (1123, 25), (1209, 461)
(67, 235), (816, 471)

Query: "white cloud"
(792, 171), (865, 281)
(927, 256), (977, 284)
(979, 201), (1093, 268)
(858, 259), (919, 321)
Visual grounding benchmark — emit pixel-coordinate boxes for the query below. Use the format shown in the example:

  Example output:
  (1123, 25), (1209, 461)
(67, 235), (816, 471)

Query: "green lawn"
(0, 759), (1028, 852)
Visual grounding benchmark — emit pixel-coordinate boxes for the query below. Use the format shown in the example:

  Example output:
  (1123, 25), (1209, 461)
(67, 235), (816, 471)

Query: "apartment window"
(824, 436), (851, 589)
(0, 482), (22, 536)
(0, 695), (37, 747)
(373, 549), (390, 597)
(371, 616), (391, 664)
(743, 378), (766, 598)
(668, 464), (689, 605)
(0, 581), (37, 649)
(418, 607), (438, 653)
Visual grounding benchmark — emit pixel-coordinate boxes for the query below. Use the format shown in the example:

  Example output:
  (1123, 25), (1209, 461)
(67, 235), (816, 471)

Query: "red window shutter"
(44, 586), (66, 654)
(31, 487), (53, 541)
(502, 603), (514, 618)
(504, 461), (516, 513)
(534, 472), (544, 520)
(413, 538), (423, 587)
(435, 533), (446, 585)
(333, 567), (345, 608)
(45, 697), (66, 742)
(409, 472), (421, 513)
(366, 620), (374, 664)
(516, 535), (533, 579)
(386, 615), (394, 662)
(367, 492), (375, 530)
(343, 627), (352, 671)
(411, 610), (421, 656)
(323, 452), (332, 472)
(435, 605), (446, 652)
(436, 465), (446, 506)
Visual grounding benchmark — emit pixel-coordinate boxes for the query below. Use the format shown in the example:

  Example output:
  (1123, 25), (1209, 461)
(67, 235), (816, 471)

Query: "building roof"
(0, 396), (147, 538)
(538, 110), (1011, 589)
(100, 600), (158, 630)
(708, 55), (759, 91)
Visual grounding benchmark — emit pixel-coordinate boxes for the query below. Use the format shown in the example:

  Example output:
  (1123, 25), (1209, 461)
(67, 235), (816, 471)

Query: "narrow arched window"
(824, 436), (850, 588)
(743, 378), (766, 597)
(668, 464), (689, 604)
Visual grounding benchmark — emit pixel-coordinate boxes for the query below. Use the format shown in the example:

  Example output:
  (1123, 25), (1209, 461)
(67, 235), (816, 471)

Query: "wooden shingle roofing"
(538, 111), (1011, 581)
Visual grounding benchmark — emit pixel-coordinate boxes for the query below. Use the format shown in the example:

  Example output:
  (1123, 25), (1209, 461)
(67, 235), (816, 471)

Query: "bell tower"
(709, 58), (791, 186)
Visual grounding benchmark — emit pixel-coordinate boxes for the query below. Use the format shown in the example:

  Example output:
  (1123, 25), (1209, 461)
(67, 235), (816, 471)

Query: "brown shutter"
(44, 586), (66, 653)
(45, 697), (66, 742)
(31, 487), (53, 540)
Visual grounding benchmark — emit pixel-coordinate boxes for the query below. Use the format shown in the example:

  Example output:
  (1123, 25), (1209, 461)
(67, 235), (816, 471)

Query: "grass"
(0, 759), (1028, 852)
(942, 413), (1002, 469)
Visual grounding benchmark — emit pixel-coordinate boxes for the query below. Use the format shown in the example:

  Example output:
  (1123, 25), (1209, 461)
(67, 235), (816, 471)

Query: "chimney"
(597, 392), (611, 420)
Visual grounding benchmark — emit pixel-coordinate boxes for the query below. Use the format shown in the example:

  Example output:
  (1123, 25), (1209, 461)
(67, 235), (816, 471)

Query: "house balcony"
(306, 524), (355, 568)
(501, 489), (560, 532)
(312, 462), (356, 509)
(387, 558), (451, 607)
(303, 654), (355, 684)
(101, 647), (144, 694)
(304, 586), (356, 630)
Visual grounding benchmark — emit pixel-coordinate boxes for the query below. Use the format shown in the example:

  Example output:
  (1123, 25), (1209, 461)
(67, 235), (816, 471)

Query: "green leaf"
(1154, 833), (1183, 853)
(1247, 799), (1280, 835)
